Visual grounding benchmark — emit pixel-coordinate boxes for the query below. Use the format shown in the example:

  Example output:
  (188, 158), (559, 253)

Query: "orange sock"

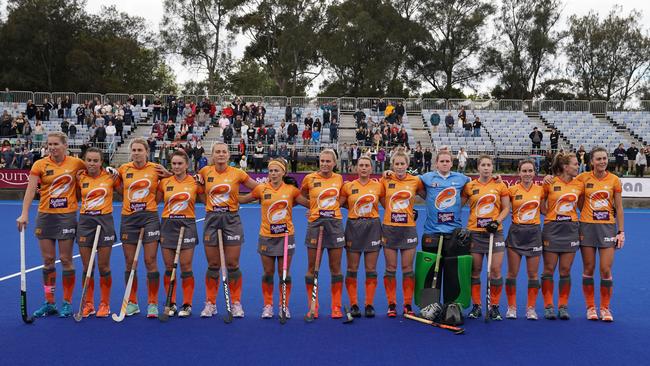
(558, 275), (571, 307)
(278, 276), (292, 306)
(331, 274), (343, 309)
(600, 279), (613, 309)
(84, 275), (95, 305)
(227, 268), (242, 303)
(99, 271), (112, 305)
(365, 271), (378, 306)
(43, 268), (56, 304)
(62, 270), (75, 303)
(541, 274), (554, 307)
(490, 277), (503, 306)
(125, 271), (138, 304)
(402, 271), (415, 306)
(205, 267), (219, 304)
(163, 270), (177, 304)
(383, 271), (397, 305)
(471, 277), (481, 305)
(345, 271), (358, 305)
(305, 275), (317, 309)
(582, 276), (595, 308)
(506, 278), (517, 307)
(181, 271), (194, 306)
(147, 271), (160, 304)
(527, 279), (540, 308)
(262, 275), (274, 306)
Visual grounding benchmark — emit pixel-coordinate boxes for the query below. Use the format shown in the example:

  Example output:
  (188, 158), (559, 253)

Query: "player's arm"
(239, 192), (256, 204)
(614, 190), (625, 248)
(496, 195), (510, 224)
(295, 194), (310, 207)
(17, 174), (39, 231)
(243, 177), (258, 190)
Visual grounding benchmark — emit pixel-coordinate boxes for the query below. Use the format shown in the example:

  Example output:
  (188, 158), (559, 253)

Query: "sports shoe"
(33, 302), (58, 317)
(82, 302), (96, 318)
(232, 301), (245, 318)
(126, 302), (140, 316)
(59, 301), (73, 318)
(468, 304), (482, 319)
(489, 305), (503, 321)
(96, 303), (110, 318)
(167, 303), (178, 317)
(403, 304), (415, 316)
(506, 306), (517, 319)
(349, 304), (361, 318)
(262, 304), (274, 319)
(331, 306), (343, 319)
(544, 306), (556, 320)
(558, 305), (570, 320)
(600, 308), (613, 322)
(200, 302), (217, 318)
(387, 303), (397, 318)
(526, 307), (538, 320)
(147, 303), (159, 318)
(285, 307), (291, 319)
(365, 304), (375, 318)
(586, 306), (598, 321)
(178, 304), (192, 318)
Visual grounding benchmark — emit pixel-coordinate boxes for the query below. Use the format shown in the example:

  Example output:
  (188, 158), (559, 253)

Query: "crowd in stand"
(352, 100), (409, 148)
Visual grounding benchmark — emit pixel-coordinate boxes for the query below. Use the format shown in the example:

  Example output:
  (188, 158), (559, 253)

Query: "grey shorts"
(382, 225), (418, 250)
(160, 218), (199, 250)
(305, 218), (345, 249)
(120, 211), (160, 244)
(344, 218), (382, 253)
(258, 235), (296, 257)
(580, 222), (617, 248)
(203, 211), (244, 246)
(506, 224), (543, 257)
(470, 231), (506, 254)
(542, 221), (580, 253)
(35, 212), (77, 240)
(77, 214), (116, 247)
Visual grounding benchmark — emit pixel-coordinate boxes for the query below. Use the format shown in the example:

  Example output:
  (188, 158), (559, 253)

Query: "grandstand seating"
(607, 111), (650, 144)
(541, 111), (633, 152)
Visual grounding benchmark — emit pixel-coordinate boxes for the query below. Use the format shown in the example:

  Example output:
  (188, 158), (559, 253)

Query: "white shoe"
(506, 306), (517, 319)
(526, 307), (538, 320)
(232, 301), (245, 318)
(261, 304), (274, 319)
(178, 304), (192, 318)
(168, 304), (178, 317)
(200, 302), (217, 318)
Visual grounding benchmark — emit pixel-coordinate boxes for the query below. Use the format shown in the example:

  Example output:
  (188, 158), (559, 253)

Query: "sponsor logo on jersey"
(390, 190), (412, 211)
(209, 184), (231, 206)
(127, 179), (151, 201)
(517, 200), (539, 223)
(476, 194), (497, 217)
(268, 200), (289, 223)
(84, 187), (107, 211)
(49, 175), (73, 197)
(353, 194), (376, 216)
(317, 188), (339, 209)
(555, 193), (578, 214)
(434, 187), (457, 210)
(168, 192), (191, 213)
(589, 190), (610, 211)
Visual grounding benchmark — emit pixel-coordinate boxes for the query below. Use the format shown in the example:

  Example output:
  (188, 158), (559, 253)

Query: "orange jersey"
(380, 174), (423, 227)
(118, 162), (160, 215)
(576, 172), (621, 224)
(301, 172), (344, 222)
(463, 178), (509, 232)
(543, 177), (584, 223)
(251, 182), (301, 237)
(30, 156), (86, 214)
(341, 179), (384, 219)
(199, 165), (250, 213)
(158, 175), (203, 219)
(508, 183), (545, 225)
(78, 171), (120, 215)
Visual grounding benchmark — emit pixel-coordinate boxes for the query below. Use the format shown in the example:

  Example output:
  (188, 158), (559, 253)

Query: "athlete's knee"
(59, 255), (74, 269)
(600, 268), (612, 279)
(98, 263), (110, 274)
(558, 267), (571, 277)
(144, 256), (158, 270)
(402, 264), (413, 273)
(385, 264), (397, 272)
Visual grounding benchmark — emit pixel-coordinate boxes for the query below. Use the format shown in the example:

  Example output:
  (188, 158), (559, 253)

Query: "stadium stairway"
(527, 111), (571, 150)
(602, 113), (646, 145)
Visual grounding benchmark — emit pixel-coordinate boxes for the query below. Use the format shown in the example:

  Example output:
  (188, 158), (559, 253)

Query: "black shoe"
(387, 303), (397, 318)
(468, 304), (482, 319)
(403, 304), (414, 316)
(364, 304), (375, 318)
(350, 304), (361, 318)
(489, 305), (503, 321)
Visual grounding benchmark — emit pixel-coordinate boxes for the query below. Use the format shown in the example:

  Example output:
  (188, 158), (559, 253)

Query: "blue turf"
(0, 201), (648, 365)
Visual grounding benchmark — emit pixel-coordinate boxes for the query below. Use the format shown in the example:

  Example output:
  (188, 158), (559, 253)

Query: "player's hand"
(486, 220), (499, 234)
(542, 175), (555, 185)
(16, 215), (28, 231)
(76, 169), (87, 180)
(194, 173), (205, 185)
(493, 174), (503, 184)
(413, 209), (419, 221)
(105, 166), (119, 179)
(156, 164), (173, 178)
(615, 231), (625, 249)
(382, 170), (394, 179)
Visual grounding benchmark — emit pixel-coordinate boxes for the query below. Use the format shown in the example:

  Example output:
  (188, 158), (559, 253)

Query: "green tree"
(229, 60), (279, 95)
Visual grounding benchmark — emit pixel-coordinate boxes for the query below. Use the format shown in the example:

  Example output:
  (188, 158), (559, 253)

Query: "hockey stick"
(74, 225), (102, 322)
(112, 228), (144, 322)
(20, 229), (34, 324)
(218, 229), (233, 323)
(305, 226), (324, 322)
(280, 232), (289, 324)
(485, 232), (494, 323)
(404, 313), (465, 335)
(419, 235), (445, 310)
(160, 226), (185, 322)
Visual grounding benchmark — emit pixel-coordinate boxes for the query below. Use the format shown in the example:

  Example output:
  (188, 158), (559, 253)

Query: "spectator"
(396, 101), (405, 124)
(194, 141), (205, 171)
(424, 147), (432, 172)
(462, 117), (472, 137)
(288, 120), (299, 143)
(239, 154), (248, 171)
(398, 127), (408, 146)
(238, 139), (247, 161)
(376, 147), (386, 173)
(285, 102), (292, 123)
(613, 143), (626, 175)
(289, 145), (298, 173)
(278, 144), (289, 161)
(445, 112), (454, 133)
(232, 97), (245, 117)
(60, 119), (70, 135)
(62, 96), (72, 118)
(278, 121), (288, 143)
(15, 144), (33, 169)
(95, 113), (105, 127)
(430, 112), (440, 132)
(43, 98), (53, 121)
(76, 103), (85, 125)
(529, 127), (543, 151)
(312, 126), (321, 144)
(1, 140), (15, 168)
(197, 109), (208, 126)
(414, 145), (423, 173)
(550, 127), (560, 152)
(256, 125), (267, 143)
(223, 124), (234, 145)
(577, 145), (588, 173)
(626, 142), (639, 176)
(106, 121), (117, 147)
(302, 126), (312, 145)
(321, 103), (331, 127)
(457, 106), (466, 126)
(95, 123), (107, 144)
(339, 143), (349, 172)
(635, 148), (646, 177)
(218, 114), (230, 137)
(350, 143), (360, 167)
(68, 122), (77, 139)
(329, 118), (338, 143)
(304, 113), (313, 130)
(472, 117), (481, 137)
(314, 117), (322, 132)
(377, 98), (387, 119)
(267, 124), (276, 145)
(33, 120), (44, 144)
(25, 100), (37, 121)
(253, 142), (265, 172)
(166, 120), (176, 140)
(247, 124), (256, 145)
(152, 97), (162, 123)
(179, 122), (189, 140)
(544, 150), (554, 175)
(114, 114), (124, 143)
(457, 147), (468, 172)
(353, 109), (366, 126)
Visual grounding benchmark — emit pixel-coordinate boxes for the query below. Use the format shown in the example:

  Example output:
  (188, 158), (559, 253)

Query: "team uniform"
(30, 155), (86, 316)
(158, 174), (203, 312)
(380, 174), (423, 312)
(462, 178), (509, 254)
(250, 182), (301, 310)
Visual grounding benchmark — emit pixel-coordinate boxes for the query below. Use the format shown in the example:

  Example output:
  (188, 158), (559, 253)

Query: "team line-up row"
(15, 131), (624, 323)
